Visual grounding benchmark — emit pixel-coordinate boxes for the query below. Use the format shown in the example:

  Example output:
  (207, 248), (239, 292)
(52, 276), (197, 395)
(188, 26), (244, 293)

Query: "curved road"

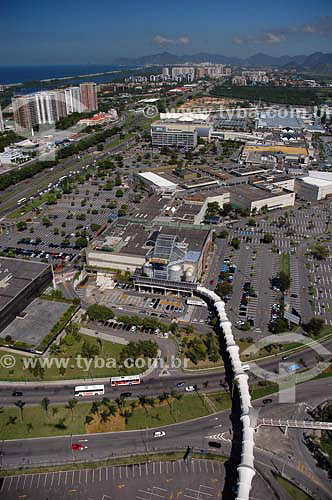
(1, 378), (331, 499)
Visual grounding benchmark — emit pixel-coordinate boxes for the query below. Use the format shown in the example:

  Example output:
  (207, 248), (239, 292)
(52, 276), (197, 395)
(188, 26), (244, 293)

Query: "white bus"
(110, 375), (141, 387)
(59, 176), (67, 182)
(74, 384), (105, 396)
(17, 197), (27, 205)
(186, 299), (207, 307)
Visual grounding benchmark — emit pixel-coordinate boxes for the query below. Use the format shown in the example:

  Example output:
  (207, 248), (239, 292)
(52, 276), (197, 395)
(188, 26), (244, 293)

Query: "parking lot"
(307, 243), (332, 323)
(83, 281), (188, 321)
(0, 168), (133, 265)
(0, 460), (225, 500)
(0, 457), (273, 500)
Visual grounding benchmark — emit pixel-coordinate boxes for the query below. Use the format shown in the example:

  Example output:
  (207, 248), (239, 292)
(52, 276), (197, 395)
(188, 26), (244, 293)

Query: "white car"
(185, 385), (195, 392)
(153, 431), (166, 438)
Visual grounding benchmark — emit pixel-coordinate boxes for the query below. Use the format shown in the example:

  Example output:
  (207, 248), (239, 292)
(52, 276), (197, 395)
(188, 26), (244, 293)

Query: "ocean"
(0, 65), (135, 93)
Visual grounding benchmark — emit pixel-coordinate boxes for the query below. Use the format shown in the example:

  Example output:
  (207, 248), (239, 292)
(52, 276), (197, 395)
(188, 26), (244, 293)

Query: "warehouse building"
(295, 171), (332, 201)
(0, 257), (52, 332)
(134, 171), (178, 194)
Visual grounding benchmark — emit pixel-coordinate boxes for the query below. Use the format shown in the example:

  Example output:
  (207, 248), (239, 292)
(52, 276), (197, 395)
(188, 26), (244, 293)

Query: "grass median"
(0, 391), (232, 440)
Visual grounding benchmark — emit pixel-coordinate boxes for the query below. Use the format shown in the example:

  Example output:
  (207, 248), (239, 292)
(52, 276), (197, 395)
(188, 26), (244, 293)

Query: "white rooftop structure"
(300, 176), (331, 187)
(137, 172), (177, 193)
(296, 170), (332, 201)
(307, 171), (332, 182)
(160, 112), (209, 122)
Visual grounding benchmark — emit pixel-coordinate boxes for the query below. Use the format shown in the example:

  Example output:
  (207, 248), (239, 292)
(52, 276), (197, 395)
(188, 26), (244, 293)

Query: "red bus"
(110, 375), (141, 387)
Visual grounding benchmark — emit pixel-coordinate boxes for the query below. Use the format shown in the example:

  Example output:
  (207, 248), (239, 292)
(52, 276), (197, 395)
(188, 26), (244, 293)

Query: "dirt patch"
(85, 412), (125, 433)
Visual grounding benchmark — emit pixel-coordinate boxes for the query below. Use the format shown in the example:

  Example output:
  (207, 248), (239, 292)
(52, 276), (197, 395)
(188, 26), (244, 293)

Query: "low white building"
(295, 171), (332, 201)
(135, 171), (177, 194)
(0, 147), (25, 165)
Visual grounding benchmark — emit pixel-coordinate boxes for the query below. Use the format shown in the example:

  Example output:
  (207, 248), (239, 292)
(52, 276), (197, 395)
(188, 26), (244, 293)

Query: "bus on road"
(110, 375), (141, 387)
(17, 198), (27, 205)
(74, 384), (105, 396)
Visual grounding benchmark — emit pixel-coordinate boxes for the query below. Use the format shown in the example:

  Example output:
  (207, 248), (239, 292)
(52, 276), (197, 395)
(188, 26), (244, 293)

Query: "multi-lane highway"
(0, 334), (331, 404)
(1, 378), (331, 499)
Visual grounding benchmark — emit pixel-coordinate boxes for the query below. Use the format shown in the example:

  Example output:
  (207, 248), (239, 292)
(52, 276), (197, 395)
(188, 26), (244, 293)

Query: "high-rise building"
(64, 86), (82, 114)
(34, 91), (58, 124)
(12, 95), (39, 131)
(0, 105), (4, 132)
(162, 67), (169, 77)
(55, 89), (68, 119)
(80, 82), (98, 111)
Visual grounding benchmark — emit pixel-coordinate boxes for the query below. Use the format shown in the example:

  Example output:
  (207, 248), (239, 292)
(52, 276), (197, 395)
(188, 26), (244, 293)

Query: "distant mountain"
(112, 51), (332, 71)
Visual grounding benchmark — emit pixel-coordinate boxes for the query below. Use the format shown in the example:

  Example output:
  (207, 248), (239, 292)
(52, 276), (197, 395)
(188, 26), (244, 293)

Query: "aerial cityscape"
(1, 1), (332, 499)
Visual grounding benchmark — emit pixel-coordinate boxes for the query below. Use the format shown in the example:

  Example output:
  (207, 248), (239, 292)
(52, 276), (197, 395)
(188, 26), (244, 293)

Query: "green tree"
(304, 317), (325, 337)
(86, 304), (114, 321)
(230, 237), (240, 250)
(40, 397), (50, 418)
(15, 400), (26, 422)
(311, 245), (329, 260)
(81, 339), (100, 359)
(6, 415), (17, 426)
(85, 415), (94, 425)
(262, 233), (274, 244)
(66, 399), (77, 420)
(16, 221), (27, 231)
(277, 270), (291, 292)
(75, 236), (88, 248)
(218, 229), (228, 239)
(215, 282), (232, 299)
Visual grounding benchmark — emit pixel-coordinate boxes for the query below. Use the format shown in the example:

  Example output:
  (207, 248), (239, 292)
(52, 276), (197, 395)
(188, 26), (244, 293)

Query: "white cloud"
(233, 16), (332, 46)
(152, 35), (190, 46)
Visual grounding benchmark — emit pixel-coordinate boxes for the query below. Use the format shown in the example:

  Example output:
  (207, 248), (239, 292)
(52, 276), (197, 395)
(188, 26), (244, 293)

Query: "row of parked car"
(0, 246), (76, 261)
(238, 281), (256, 323)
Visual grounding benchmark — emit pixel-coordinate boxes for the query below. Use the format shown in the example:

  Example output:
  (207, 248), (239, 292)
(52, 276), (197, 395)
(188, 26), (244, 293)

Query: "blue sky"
(1, 0), (332, 64)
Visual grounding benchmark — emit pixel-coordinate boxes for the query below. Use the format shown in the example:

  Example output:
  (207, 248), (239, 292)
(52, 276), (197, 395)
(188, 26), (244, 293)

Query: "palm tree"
(6, 415), (17, 426)
(123, 409), (131, 424)
(129, 400), (137, 413)
(115, 397), (124, 411)
(100, 411), (110, 424)
(101, 397), (110, 407)
(49, 343), (61, 356)
(66, 399), (77, 421)
(89, 401), (100, 417)
(85, 415), (94, 425)
(52, 407), (59, 417)
(15, 400), (26, 422)
(138, 395), (149, 414)
(146, 397), (155, 409)
(40, 397), (50, 418)
(107, 404), (117, 418)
